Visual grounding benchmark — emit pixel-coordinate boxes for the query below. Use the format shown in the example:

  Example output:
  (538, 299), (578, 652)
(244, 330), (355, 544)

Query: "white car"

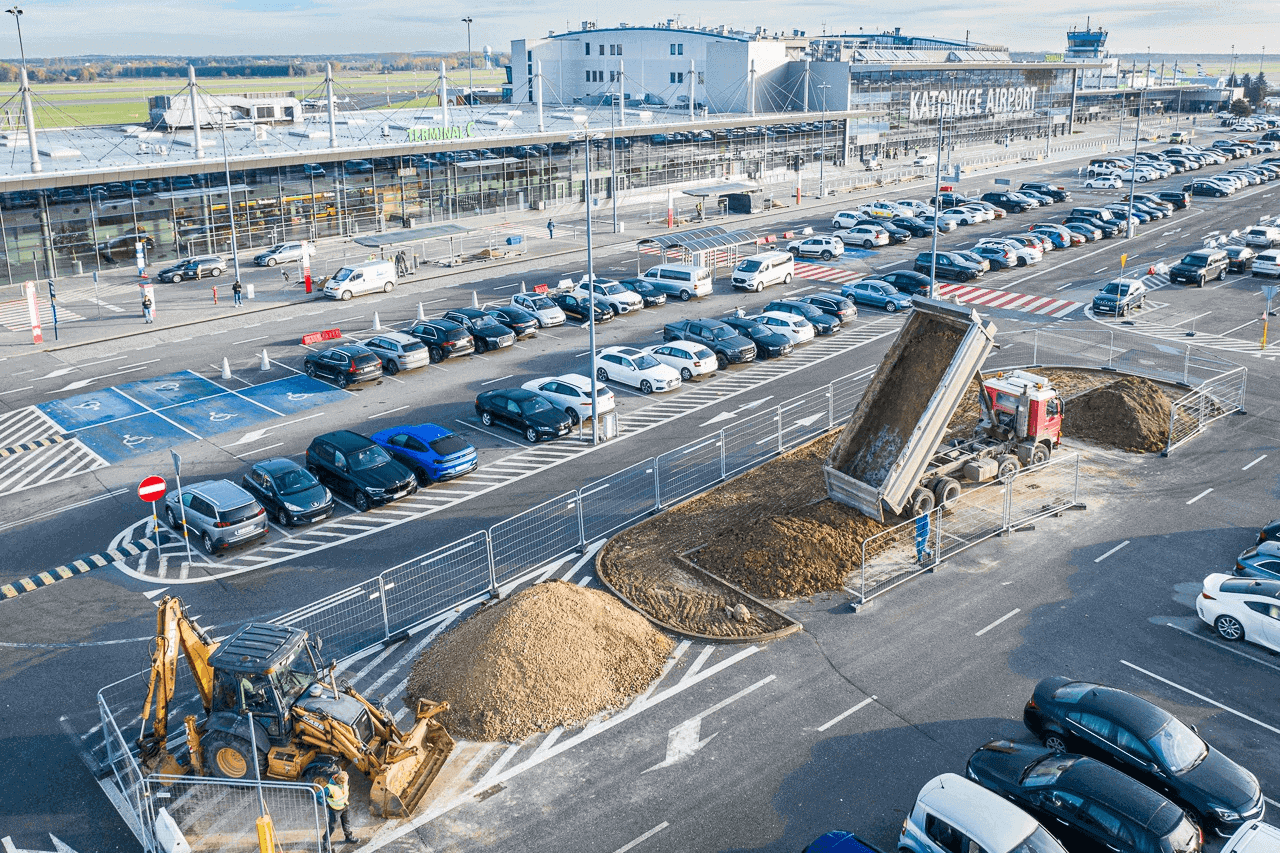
(644, 341), (717, 380)
(786, 235), (845, 260)
(1083, 175), (1123, 189)
(749, 311), (815, 344)
(861, 200), (905, 219)
(1253, 250), (1280, 278)
(960, 203), (996, 222)
(572, 278), (644, 315)
(1197, 573), (1280, 652)
(522, 374), (615, 425)
(595, 346), (681, 394)
(979, 238), (1041, 266)
(896, 199), (932, 215)
(941, 206), (985, 226)
(511, 292), (566, 327)
(833, 225), (890, 248)
(916, 212), (961, 232)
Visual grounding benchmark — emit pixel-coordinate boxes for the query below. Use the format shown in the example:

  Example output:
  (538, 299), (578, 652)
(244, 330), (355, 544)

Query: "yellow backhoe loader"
(136, 596), (453, 818)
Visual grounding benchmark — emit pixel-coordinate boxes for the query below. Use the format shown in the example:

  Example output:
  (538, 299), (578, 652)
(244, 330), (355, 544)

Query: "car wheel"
(596, 367), (609, 382)
(413, 466), (434, 487)
(961, 272), (974, 282)
(1017, 257), (1027, 267)
(166, 506), (179, 529)
(480, 411), (493, 426)
(783, 273), (793, 284)
(474, 338), (487, 354)
(1043, 732), (1068, 752)
(754, 282), (763, 293)
(275, 507), (291, 526)
(354, 491), (371, 512)
(820, 250), (833, 260)
(525, 427), (539, 443)
(863, 240), (874, 249)
(566, 407), (580, 426)
(171, 272), (183, 283)
(716, 352), (728, 370)
(304, 363), (317, 378)
(1215, 614), (1245, 641)
(640, 380), (653, 394)
(201, 532), (215, 554)
(340, 290), (353, 301)
(428, 346), (443, 363)
(383, 281), (394, 293)
(1218, 268), (1227, 281)
(679, 289), (692, 301)
(788, 248), (799, 257)
(680, 367), (693, 380)
(1216, 191), (1224, 197)
(209, 267), (221, 277)
(336, 373), (349, 389)
(384, 360), (400, 376)
(266, 257), (277, 266)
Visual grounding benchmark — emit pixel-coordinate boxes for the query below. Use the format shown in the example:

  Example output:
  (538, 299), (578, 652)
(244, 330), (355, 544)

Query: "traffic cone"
(373, 312), (381, 330)
(417, 302), (425, 321)
(471, 290), (479, 308)
(260, 350), (270, 371)
(221, 357), (231, 380)
(519, 281), (527, 293)
(1147, 265), (1156, 276)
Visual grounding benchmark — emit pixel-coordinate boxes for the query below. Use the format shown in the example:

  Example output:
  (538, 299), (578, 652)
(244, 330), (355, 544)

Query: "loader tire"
(205, 732), (266, 780)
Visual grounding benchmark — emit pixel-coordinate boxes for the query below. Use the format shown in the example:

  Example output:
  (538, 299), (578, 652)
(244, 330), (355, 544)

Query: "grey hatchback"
(163, 479), (267, 554)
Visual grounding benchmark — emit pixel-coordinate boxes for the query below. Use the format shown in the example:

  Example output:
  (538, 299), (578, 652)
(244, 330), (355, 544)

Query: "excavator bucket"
(368, 699), (455, 818)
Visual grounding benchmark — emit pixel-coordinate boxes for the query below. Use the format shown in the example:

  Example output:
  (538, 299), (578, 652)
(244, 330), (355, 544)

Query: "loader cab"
(981, 370), (1063, 447)
(209, 623), (320, 744)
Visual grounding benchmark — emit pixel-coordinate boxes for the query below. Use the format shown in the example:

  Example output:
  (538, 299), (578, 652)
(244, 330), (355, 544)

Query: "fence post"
(776, 406), (784, 455)
(1032, 330), (1039, 366)
(485, 530), (499, 597)
(1073, 454), (1081, 506)
(1183, 346), (1191, 386)
(827, 383), (835, 429)
(653, 458), (661, 511)
(377, 576), (391, 642)
(1163, 402), (1177, 456)
(719, 430), (727, 481)
(1107, 330), (1115, 369)
(860, 536), (867, 605)
(575, 491), (587, 551)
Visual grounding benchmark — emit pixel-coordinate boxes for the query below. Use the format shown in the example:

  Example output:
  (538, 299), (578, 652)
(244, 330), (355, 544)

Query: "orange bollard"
(212, 285), (218, 304)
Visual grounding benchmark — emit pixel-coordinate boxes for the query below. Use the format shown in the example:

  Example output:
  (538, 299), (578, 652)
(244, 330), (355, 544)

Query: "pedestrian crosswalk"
(0, 294), (84, 332)
(935, 282), (1084, 318)
(793, 261), (863, 285)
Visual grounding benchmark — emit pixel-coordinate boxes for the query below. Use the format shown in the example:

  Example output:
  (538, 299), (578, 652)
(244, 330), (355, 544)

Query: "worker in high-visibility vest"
(316, 770), (354, 849)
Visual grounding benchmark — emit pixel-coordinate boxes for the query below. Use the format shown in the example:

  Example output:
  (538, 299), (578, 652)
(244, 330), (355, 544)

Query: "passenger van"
(323, 260), (397, 301)
(731, 250), (794, 292)
(639, 263), (714, 301)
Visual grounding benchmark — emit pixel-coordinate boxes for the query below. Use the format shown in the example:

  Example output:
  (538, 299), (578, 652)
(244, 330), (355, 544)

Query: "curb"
(1, 534), (167, 600)
(0, 433), (71, 459)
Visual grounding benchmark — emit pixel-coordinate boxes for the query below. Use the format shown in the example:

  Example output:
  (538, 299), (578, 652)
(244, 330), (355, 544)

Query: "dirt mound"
(1062, 376), (1171, 453)
(695, 500), (889, 598)
(404, 581), (672, 742)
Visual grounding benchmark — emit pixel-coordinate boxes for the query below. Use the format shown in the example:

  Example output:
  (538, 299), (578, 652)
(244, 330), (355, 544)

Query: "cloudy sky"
(2, 0), (1275, 58)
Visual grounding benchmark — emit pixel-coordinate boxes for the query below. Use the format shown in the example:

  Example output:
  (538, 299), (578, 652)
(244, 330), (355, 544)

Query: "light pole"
(1125, 90), (1143, 240)
(461, 17), (474, 104)
(219, 124), (242, 288)
(928, 73), (956, 300)
(572, 114), (600, 445)
(6, 6), (25, 67)
(817, 81), (830, 198)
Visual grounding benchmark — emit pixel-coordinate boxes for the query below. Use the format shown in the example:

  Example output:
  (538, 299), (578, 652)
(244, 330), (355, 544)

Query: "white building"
(507, 21), (802, 114)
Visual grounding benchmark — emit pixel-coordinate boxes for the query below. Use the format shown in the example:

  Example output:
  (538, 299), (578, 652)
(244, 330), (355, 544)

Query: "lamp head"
(7, 6), (21, 16)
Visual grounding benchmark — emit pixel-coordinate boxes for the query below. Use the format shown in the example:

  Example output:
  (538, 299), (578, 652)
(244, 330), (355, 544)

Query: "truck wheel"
(204, 732), (265, 780)
(1031, 444), (1051, 466)
(908, 488), (935, 517)
(997, 455), (1021, 480)
(933, 477), (962, 509)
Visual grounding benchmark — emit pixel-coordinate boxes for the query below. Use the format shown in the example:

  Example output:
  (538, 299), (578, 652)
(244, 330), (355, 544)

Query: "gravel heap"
(405, 581), (672, 742)
(1063, 376), (1171, 453)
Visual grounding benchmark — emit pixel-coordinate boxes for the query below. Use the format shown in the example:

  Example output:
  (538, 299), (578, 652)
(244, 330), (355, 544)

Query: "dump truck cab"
(981, 370), (1063, 450)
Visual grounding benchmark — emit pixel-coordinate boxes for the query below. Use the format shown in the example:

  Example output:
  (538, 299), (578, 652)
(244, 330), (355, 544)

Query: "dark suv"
(914, 251), (984, 282)
(1169, 249), (1229, 287)
(305, 430), (417, 512)
(980, 191), (1030, 213)
(1020, 182), (1072, 202)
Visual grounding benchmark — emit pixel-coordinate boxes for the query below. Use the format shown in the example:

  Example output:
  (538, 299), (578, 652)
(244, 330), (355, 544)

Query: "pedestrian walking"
(546, 219), (556, 240)
(141, 294), (153, 324)
(232, 280), (243, 307)
(316, 770), (354, 850)
(282, 269), (291, 286)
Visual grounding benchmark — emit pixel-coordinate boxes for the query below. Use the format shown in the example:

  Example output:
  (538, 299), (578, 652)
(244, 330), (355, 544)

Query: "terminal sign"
(406, 122), (478, 142)
(909, 86), (1036, 121)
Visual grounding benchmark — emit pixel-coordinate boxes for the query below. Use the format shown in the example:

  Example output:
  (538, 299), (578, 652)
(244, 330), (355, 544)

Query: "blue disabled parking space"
(75, 412), (198, 463)
(38, 390), (148, 431)
(162, 393), (281, 437)
(238, 374), (350, 415)
(115, 372), (226, 409)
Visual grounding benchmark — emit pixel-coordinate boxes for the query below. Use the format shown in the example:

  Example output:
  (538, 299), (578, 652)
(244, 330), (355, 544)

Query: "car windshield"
(331, 268), (353, 282)
(1180, 255), (1209, 267)
(1022, 754), (1079, 786)
(271, 643), (319, 706)
(269, 244), (287, 253)
(530, 296), (555, 310)
(601, 283), (626, 295)
(1101, 282), (1123, 296)
(519, 397), (554, 415)
(738, 259), (763, 272)
(633, 354), (661, 370)
(746, 327), (770, 340)
(275, 468), (319, 495)
(429, 433), (471, 456)
(708, 326), (733, 340)
(1011, 826), (1069, 853)
(349, 446), (392, 470)
(473, 315), (503, 328)
(1148, 718), (1207, 773)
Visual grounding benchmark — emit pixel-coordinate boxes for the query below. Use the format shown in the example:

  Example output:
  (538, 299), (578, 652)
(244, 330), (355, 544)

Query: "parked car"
(891, 216), (935, 238)
(521, 374), (616, 426)
(240, 457), (332, 527)
(163, 479), (267, 554)
(484, 305), (540, 339)
(834, 225), (891, 248)
(617, 277), (669, 307)
(1254, 251), (1280, 278)
(916, 212), (961, 232)
(1243, 226), (1280, 249)
(511, 291), (569, 326)
(1221, 822), (1280, 853)
(1023, 676), (1265, 836)
(157, 255), (226, 283)
(407, 319), (475, 362)
(841, 280), (913, 313)
(750, 311), (815, 344)
(645, 341), (718, 380)
(879, 270), (934, 297)
(915, 251), (984, 282)
(764, 299), (840, 334)
(1257, 520), (1280, 544)
(1226, 246), (1257, 274)
(966, 740), (1202, 853)
(1064, 222), (1103, 242)
(1092, 278), (1147, 317)
(443, 308), (517, 352)
(370, 423), (478, 484)
(981, 191), (1031, 213)
(1184, 180), (1232, 198)
(551, 292), (615, 324)
(1169, 249), (1230, 286)
(475, 388), (574, 442)
(720, 314), (794, 359)
(787, 235), (845, 260)
(849, 218), (912, 244)
(798, 291), (858, 323)
(572, 278), (644, 315)
(302, 344), (383, 388)
(1198, 573), (1280, 652)
(253, 242), (311, 267)
(362, 331), (431, 375)
(969, 243), (1018, 269)
(1021, 182), (1073, 202)
(952, 250), (992, 273)
(305, 430), (418, 511)
(1084, 175), (1124, 189)
(900, 773), (1069, 853)
(1233, 541), (1280, 580)
(596, 346), (681, 393)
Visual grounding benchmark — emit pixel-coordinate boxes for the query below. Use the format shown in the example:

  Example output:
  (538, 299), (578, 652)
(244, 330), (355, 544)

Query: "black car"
(551, 292), (615, 324)
(474, 388), (573, 443)
(966, 740), (1201, 853)
(617, 278), (668, 307)
(442, 308), (516, 353)
(914, 251), (984, 282)
(484, 305), (539, 339)
(890, 216), (934, 238)
(240, 457), (333, 526)
(763, 299), (840, 334)
(407, 319), (475, 362)
(879, 270), (934, 297)
(981, 191), (1030, 213)
(1169, 249), (1229, 287)
(305, 430), (417, 512)
(1020, 182), (1073, 203)
(1184, 181), (1230, 198)
(1233, 541), (1280, 579)
(1063, 215), (1121, 238)
(720, 315), (793, 359)
(1225, 246), (1256, 274)
(1023, 677), (1264, 835)
(302, 345), (383, 388)
(798, 291), (858, 322)
(852, 217), (912, 244)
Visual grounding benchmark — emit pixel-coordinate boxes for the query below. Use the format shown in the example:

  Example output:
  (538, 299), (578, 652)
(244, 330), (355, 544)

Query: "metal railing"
(146, 776), (324, 853)
(1165, 366), (1248, 454)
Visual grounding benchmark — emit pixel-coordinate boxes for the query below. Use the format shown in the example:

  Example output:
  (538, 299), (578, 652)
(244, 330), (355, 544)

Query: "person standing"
(282, 268), (291, 286)
(232, 280), (243, 307)
(317, 770), (353, 849)
(141, 293), (153, 324)
(546, 219), (556, 240)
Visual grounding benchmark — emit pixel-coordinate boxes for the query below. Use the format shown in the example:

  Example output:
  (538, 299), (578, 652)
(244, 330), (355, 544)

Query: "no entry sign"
(138, 475), (167, 502)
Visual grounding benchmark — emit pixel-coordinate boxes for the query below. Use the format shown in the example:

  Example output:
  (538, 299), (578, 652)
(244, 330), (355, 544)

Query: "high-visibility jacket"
(323, 778), (349, 811)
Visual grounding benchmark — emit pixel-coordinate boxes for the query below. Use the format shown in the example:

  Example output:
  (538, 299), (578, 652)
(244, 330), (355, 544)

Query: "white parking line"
(367, 405), (410, 420)
(479, 374), (514, 386)
(1094, 541), (1130, 563)
(1120, 660), (1280, 735)
(613, 823), (670, 853)
(455, 419), (525, 447)
(1186, 488), (1213, 505)
(1243, 455), (1267, 471)
(975, 608), (1021, 637)
(1164, 622), (1280, 676)
(817, 696), (877, 732)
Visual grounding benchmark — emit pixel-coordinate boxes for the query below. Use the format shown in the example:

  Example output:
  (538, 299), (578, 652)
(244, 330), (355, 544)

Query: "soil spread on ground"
(1060, 375), (1172, 453)
(404, 580), (673, 742)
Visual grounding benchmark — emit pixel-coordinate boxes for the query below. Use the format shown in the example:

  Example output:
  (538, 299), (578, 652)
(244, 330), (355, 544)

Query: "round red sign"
(138, 475), (167, 502)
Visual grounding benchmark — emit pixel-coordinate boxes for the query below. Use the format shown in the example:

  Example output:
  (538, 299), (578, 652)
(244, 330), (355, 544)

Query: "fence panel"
(1166, 367), (1247, 453)
(100, 694), (155, 852)
(778, 389), (833, 450)
(721, 408), (784, 478)
(932, 475), (1012, 561)
(490, 491), (582, 586)
(147, 776), (323, 853)
(856, 508), (940, 604)
(657, 434), (726, 507)
(274, 577), (390, 660)
(381, 531), (492, 636)
(830, 373), (872, 422)
(580, 459), (659, 543)
(1005, 453), (1082, 527)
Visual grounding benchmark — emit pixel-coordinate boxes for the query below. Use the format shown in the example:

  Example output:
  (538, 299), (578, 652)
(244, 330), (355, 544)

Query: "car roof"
(375, 423), (451, 442)
(447, 307), (486, 318)
(374, 331), (417, 343)
(256, 457), (303, 476)
(1059, 759), (1181, 831)
(418, 318), (462, 331)
(1207, 573), (1280, 598)
(186, 478), (256, 508)
(1223, 821), (1280, 853)
(315, 430), (377, 451)
(551, 374), (593, 389)
(915, 774), (1039, 850)
(1071, 685), (1171, 738)
(606, 345), (645, 356)
(328, 344), (371, 356)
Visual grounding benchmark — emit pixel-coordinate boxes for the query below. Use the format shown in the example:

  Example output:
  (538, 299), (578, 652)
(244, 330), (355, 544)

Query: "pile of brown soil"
(944, 369), (1125, 440)
(404, 581), (672, 742)
(1062, 376), (1171, 453)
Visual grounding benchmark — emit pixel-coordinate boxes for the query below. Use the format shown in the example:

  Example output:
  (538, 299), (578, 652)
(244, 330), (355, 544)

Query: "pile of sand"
(1062, 376), (1171, 453)
(404, 581), (672, 742)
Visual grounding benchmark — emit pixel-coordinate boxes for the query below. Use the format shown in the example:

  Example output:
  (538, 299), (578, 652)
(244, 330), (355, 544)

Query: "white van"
(913, 153), (938, 166)
(322, 260), (397, 301)
(731, 251), (794, 292)
(900, 774), (1067, 853)
(640, 263), (714, 301)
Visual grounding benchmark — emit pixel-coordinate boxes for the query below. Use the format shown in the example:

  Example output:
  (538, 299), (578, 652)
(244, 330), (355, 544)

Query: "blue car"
(840, 279), (913, 313)
(370, 424), (478, 485)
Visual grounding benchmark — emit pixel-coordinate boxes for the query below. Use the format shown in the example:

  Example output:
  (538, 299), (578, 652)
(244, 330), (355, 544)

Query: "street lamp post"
(817, 82), (830, 198)
(928, 73), (956, 300)
(219, 125), (242, 288)
(6, 6), (25, 67)
(1125, 90), (1143, 240)
(462, 17), (474, 104)
(573, 114), (600, 445)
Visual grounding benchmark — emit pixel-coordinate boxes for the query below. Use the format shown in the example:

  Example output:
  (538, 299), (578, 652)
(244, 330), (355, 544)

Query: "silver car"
(163, 479), (267, 555)
(254, 241), (311, 267)
(362, 331), (431, 375)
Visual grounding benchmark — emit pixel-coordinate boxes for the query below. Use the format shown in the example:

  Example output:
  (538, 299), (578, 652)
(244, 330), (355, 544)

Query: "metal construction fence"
(1166, 366), (1249, 454)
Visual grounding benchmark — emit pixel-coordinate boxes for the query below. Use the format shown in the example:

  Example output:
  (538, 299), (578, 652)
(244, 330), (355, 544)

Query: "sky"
(2, 0), (1276, 58)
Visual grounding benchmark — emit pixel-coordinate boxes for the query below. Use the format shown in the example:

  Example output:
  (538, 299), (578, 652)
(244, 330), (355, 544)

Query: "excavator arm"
(136, 596), (219, 765)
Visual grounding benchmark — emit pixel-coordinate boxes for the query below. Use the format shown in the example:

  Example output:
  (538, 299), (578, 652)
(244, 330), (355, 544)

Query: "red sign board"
(138, 475), (167, 502)
(301, 328), (342, 346)
(533, 283), (548, 294)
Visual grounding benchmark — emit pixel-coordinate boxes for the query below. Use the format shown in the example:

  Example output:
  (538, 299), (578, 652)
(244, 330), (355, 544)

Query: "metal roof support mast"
(188, 66), (203, 159)
(7, 7), (40, 173)
(326, 63), (337, 148)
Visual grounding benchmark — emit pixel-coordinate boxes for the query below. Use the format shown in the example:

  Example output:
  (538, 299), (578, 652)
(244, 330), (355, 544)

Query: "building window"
(599, 44), (604, 55)
(698, 72), (704, 85)
(527, 51), (532, 61)
(609, 71), (616, 82)
(670, 44), (676, 55)
(586, 71), (592, 83)
(670, 72), (676, 83)
(677, 72), (685, 84)
(609, 45), (615, 56)
(677, 44), (684, 55)
(617, 44), (623, 56)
